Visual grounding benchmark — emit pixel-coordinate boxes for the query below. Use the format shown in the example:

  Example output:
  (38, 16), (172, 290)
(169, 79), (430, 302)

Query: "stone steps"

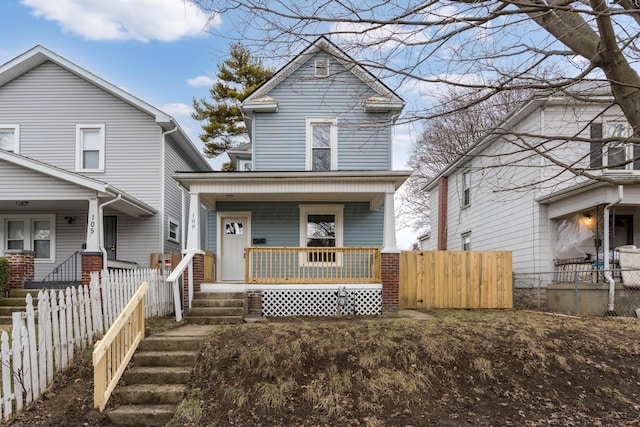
(106, 326), (214, 426)
(185, 291), (246, 325)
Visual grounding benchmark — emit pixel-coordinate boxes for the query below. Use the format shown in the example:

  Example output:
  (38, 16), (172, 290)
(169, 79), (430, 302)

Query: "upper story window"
(590, 122), (636, 172)
(462, 170), (471, 207)
(306, 117), (337, 171)
(76, 124), (105, 172)
(0, 125), (20, 153)
(315, 59), (329, 78)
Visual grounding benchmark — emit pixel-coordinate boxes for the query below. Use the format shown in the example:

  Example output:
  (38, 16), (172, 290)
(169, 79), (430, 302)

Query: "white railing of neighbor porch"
(0, 268), (173, 421)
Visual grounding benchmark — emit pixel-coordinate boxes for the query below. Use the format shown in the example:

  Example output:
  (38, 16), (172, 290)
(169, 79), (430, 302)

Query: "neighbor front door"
(221, 216), (248, 281)
(104, 215), (117, 260)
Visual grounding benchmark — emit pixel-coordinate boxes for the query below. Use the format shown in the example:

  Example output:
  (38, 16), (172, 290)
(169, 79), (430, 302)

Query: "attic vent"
(315, 59), (329, 77)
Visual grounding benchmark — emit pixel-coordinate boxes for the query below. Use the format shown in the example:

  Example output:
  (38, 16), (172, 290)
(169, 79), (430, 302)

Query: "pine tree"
(192, 43), (272, 159)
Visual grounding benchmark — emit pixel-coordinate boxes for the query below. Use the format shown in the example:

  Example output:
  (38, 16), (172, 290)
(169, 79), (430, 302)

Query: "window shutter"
(590, 122), (603, 168)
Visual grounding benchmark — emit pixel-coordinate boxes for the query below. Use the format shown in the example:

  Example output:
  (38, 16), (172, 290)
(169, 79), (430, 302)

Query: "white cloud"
(20, 0), (221, 42)
(187, 75), (216, 87)
(161, 102), (193, 116)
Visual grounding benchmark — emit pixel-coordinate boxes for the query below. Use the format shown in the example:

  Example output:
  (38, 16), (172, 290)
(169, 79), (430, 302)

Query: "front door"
(221, 216), (249, 281)
(104, 215), (117, 260)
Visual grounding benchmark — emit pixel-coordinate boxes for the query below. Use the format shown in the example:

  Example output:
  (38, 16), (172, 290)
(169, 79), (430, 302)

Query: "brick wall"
(182, 253), (204, 307)
(81, 252), (103, 286)
(5, 251), (35, 290)
(381, 252), (400, 313)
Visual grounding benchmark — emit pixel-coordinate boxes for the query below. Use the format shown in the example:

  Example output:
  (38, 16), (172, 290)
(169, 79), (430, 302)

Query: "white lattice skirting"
(262, 288), (382, 317)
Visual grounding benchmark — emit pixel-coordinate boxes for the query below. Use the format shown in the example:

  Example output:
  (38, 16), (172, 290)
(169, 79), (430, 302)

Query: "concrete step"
(192, 298), (244, 308)
(6, 289), (41, 299)
(124, 366), (192, 385)
(193, 291), (245, 300)
(114, 384), (186, 405)
(0, 298), (30, 307)
(0, 306), (29, 316)
(138, 335), (203, 352)
(187, 306), (244, 317)
(133, 351), (199, 367)
(184, 315), (244, 325)
(0, 316), (12, 326)
(107, 404), (175, 427)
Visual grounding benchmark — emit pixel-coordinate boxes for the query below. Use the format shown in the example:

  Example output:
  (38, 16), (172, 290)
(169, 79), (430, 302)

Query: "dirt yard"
(4, 310), (640, 426)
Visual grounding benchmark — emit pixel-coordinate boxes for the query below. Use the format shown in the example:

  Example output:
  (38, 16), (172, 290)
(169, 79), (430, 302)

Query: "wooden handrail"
(93, 281), (148, 412)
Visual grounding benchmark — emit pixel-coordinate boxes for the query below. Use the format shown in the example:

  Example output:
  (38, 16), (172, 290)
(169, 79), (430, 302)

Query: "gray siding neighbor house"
(173, 37), (410, 315)
(0, 46), (211, 282)
(421, 84), (640, 309)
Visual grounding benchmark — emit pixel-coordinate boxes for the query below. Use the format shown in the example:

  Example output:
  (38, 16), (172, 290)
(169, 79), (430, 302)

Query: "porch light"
(15, 201), (29, 207)
(583, 213), (593, 225)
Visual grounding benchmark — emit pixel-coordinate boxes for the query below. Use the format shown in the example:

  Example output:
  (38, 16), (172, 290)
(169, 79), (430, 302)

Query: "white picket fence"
(0, 268), (174, 421)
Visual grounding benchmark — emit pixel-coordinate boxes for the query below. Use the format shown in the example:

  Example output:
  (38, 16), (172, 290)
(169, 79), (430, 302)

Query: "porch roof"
(173, 170), (411, 211)
(537, 180), (640, 219)
(0, 150), (156, 217)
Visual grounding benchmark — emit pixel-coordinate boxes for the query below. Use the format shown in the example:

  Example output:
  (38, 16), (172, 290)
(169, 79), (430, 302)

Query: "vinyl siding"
(164, 137), (191, 254)
(205, 201), (384, 255)
(252, 52), (392, 171)
(0, 160), (95, 199)
(0, 61), (162, 208)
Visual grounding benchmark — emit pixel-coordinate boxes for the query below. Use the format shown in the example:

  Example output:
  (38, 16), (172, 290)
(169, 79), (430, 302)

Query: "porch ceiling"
(538, 182), (640, 219)
(173, 170), (411, 211)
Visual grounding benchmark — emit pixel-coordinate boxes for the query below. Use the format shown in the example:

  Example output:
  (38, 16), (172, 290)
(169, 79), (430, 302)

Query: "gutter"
(604, 185), (623, 312)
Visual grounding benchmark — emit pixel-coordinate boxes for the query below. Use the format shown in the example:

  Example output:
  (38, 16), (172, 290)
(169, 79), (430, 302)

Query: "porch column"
(186, 192), (201, 251)
(381, 192), (400, 313)
(184, 191), (204, 306)
(382, 192), (399, 252)
(85, 198), (100, 252)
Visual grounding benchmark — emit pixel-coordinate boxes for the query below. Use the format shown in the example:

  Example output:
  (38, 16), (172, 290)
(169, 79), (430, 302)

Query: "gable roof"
(242, 36), (405, 116)
(423, 82), (615, 192)
(0, 149), (156, 217)
(0, 45), (211, 171)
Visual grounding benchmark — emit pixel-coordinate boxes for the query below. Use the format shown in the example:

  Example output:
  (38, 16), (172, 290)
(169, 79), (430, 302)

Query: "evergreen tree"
(192, 43), (272, 158)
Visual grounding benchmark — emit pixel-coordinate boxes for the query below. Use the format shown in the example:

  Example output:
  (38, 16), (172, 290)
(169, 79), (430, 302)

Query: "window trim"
(462, 232), (471, 251)
(167, 217), (181, 244)
(0, 124), (20, 154)
(76, 124), (105, 172)
(462, 169), (471, 208)
(1, 214), (56, 262)
(315, 59), (329, 77)
(305, 117), (338, 171)
(299, 204), (344, 266)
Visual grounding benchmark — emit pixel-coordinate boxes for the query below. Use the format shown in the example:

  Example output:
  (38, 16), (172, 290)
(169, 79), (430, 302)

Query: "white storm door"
(221, 217), (248, 281)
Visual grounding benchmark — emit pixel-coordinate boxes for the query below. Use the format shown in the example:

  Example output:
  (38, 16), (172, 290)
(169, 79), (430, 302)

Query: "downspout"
(604, 185), (623, 312)
(160, 125), (179, 254)
(99, 194), (122, 270)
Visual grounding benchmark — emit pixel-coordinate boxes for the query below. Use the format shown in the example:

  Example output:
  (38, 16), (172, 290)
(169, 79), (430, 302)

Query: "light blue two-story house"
(174, 37), (410, 315)
(0, 46), (211, 287)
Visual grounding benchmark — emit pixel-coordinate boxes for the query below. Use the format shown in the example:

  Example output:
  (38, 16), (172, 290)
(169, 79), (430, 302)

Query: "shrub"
(0, 257), (8, 298)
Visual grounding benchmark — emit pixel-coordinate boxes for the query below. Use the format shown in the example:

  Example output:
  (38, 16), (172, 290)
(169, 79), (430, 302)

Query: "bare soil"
(4, 310), (640, 426)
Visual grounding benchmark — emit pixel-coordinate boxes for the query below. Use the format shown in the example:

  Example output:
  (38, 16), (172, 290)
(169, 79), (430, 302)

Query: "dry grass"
(181, 311), (640, 426)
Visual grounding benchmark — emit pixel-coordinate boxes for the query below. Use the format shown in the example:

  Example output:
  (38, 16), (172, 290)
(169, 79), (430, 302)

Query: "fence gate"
(400, 251), (513, 309)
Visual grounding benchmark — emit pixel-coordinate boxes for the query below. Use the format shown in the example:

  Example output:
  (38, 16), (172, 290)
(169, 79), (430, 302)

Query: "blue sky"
(0, 0), (415, 172)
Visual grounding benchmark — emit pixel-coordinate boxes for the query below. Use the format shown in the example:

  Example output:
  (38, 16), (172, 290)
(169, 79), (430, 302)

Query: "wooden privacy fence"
(400, 251), (513, 309)
(0, 268), (173, 422)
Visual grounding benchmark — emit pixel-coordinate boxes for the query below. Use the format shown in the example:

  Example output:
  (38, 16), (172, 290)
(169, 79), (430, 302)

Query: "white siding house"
(0, 46), (211, 282)
(423, 84), (640, 280)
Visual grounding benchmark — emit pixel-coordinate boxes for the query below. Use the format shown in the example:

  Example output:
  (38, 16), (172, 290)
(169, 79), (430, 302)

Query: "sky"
(0, 0), (421, 247)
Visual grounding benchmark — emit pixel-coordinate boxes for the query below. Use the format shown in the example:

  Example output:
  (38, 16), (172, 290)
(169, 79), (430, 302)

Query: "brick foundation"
(381, 252), (400, 313)
(5, 250), (35, 290)
(81, 252), (103, 286)
(182, 253), (204, 307)
(247, 291), (263, 316)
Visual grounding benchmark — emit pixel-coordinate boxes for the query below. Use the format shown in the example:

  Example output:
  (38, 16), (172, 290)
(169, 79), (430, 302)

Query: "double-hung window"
(76, 124), (105, 172)
(462, 170), (471, 207)
(2, 215), (55, 261)
(299, 205), (344, 264)
(0, 125), (19, 153)
(306, 117), (337, 171)
(590, 122), (636, 171)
